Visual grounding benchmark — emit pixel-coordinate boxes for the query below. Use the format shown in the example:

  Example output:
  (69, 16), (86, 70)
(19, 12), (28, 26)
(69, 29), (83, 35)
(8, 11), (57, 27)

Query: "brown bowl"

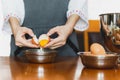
(78, 52), (119, 69)
(24, 49), (57, 63)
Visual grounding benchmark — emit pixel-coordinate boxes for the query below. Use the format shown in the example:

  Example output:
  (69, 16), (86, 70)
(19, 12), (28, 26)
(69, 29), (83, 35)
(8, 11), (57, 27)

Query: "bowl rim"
(78, 51), (119, 58)
(24, 49), (57, 56)
(99, 13), (120, 16)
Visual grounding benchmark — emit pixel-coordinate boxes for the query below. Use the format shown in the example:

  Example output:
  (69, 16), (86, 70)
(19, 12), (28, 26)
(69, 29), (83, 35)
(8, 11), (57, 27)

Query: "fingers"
(45, 37), (66, 49)
(45, 38), (60, 47)
(46, 26), (69, 49)
(49, 42), (65, 49)
(23, 27), (35, 37)
(47, 26), (59, 36)
(14, 27), (38, 48)
(23, 39), (39, 48)
(16, 39), (39, 48)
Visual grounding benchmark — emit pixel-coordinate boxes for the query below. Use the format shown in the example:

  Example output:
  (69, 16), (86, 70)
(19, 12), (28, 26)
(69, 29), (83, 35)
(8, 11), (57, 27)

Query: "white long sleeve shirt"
(2, 0), (88, 34)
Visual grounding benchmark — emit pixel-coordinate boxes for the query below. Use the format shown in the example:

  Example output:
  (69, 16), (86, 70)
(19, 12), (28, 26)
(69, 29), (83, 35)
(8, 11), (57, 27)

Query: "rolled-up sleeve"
(67, 0), (88, 31)
(1, 0), (24, 34)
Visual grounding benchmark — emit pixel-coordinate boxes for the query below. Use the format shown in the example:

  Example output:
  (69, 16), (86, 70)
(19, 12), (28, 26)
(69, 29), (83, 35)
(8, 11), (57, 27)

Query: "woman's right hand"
(13, 26), (39, 48)
(9, 17), (38, 48)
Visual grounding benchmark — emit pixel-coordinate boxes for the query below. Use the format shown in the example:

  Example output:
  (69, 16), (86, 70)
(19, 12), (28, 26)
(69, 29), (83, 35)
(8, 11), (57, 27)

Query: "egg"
(32, 35), (39, 45)
(90, 43), (106, 55)
(32, 34), (50, 47)
(39, 34), (50, 47)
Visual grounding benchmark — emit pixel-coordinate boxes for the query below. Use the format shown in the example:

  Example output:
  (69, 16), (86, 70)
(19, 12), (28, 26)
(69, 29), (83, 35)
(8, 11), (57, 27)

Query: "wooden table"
(0, 56), (120, 80)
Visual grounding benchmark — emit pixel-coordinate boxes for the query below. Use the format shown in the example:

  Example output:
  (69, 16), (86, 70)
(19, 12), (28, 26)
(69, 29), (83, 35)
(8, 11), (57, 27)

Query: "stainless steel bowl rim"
(24, 49), (57, 56)
(78, 52), (118, 56)
(99, 13), (120, 16)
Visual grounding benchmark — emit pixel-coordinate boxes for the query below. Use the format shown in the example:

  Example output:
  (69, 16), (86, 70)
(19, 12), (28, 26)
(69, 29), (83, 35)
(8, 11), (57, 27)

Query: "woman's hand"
(9, 17), (39, 48)
(45, 25), (73, 49)
(13, 26), (39, 48)
(45, 14), (80, 49)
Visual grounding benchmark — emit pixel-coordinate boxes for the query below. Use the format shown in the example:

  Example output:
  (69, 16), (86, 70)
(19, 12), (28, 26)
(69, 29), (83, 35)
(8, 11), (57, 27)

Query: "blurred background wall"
(0, 2), (10, 56)
(88, 0), (120, 19)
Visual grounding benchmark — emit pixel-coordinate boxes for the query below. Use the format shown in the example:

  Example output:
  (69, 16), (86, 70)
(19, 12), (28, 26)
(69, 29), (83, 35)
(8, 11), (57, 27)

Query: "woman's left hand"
(45, 25), (73, 49)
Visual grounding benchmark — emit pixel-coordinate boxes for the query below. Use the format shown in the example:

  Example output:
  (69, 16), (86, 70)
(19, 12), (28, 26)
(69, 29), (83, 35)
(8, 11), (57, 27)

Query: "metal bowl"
(24, 49), (57, 63)
(78, 52), (119, 69)
(100, 13), (120, 54)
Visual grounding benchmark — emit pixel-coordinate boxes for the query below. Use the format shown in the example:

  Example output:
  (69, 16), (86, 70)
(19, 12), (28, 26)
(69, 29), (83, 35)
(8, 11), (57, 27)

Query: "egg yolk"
(39, 39), (49, 47)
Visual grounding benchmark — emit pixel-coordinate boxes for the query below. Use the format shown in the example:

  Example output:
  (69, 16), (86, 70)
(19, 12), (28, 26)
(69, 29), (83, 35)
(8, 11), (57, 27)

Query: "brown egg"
(90, 43), (106, 55)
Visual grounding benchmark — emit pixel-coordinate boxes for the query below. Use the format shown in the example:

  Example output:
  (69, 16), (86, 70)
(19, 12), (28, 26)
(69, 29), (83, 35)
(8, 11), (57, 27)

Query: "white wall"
(88, 0), (120, 20)
(0, 32), (10, 56)
(1, 0), (120, 56)
(0, 2), (11, 56)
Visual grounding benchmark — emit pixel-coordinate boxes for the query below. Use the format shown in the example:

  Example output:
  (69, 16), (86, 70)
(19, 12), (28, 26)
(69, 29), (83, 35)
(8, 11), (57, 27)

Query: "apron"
(10, 0), (79, 56)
